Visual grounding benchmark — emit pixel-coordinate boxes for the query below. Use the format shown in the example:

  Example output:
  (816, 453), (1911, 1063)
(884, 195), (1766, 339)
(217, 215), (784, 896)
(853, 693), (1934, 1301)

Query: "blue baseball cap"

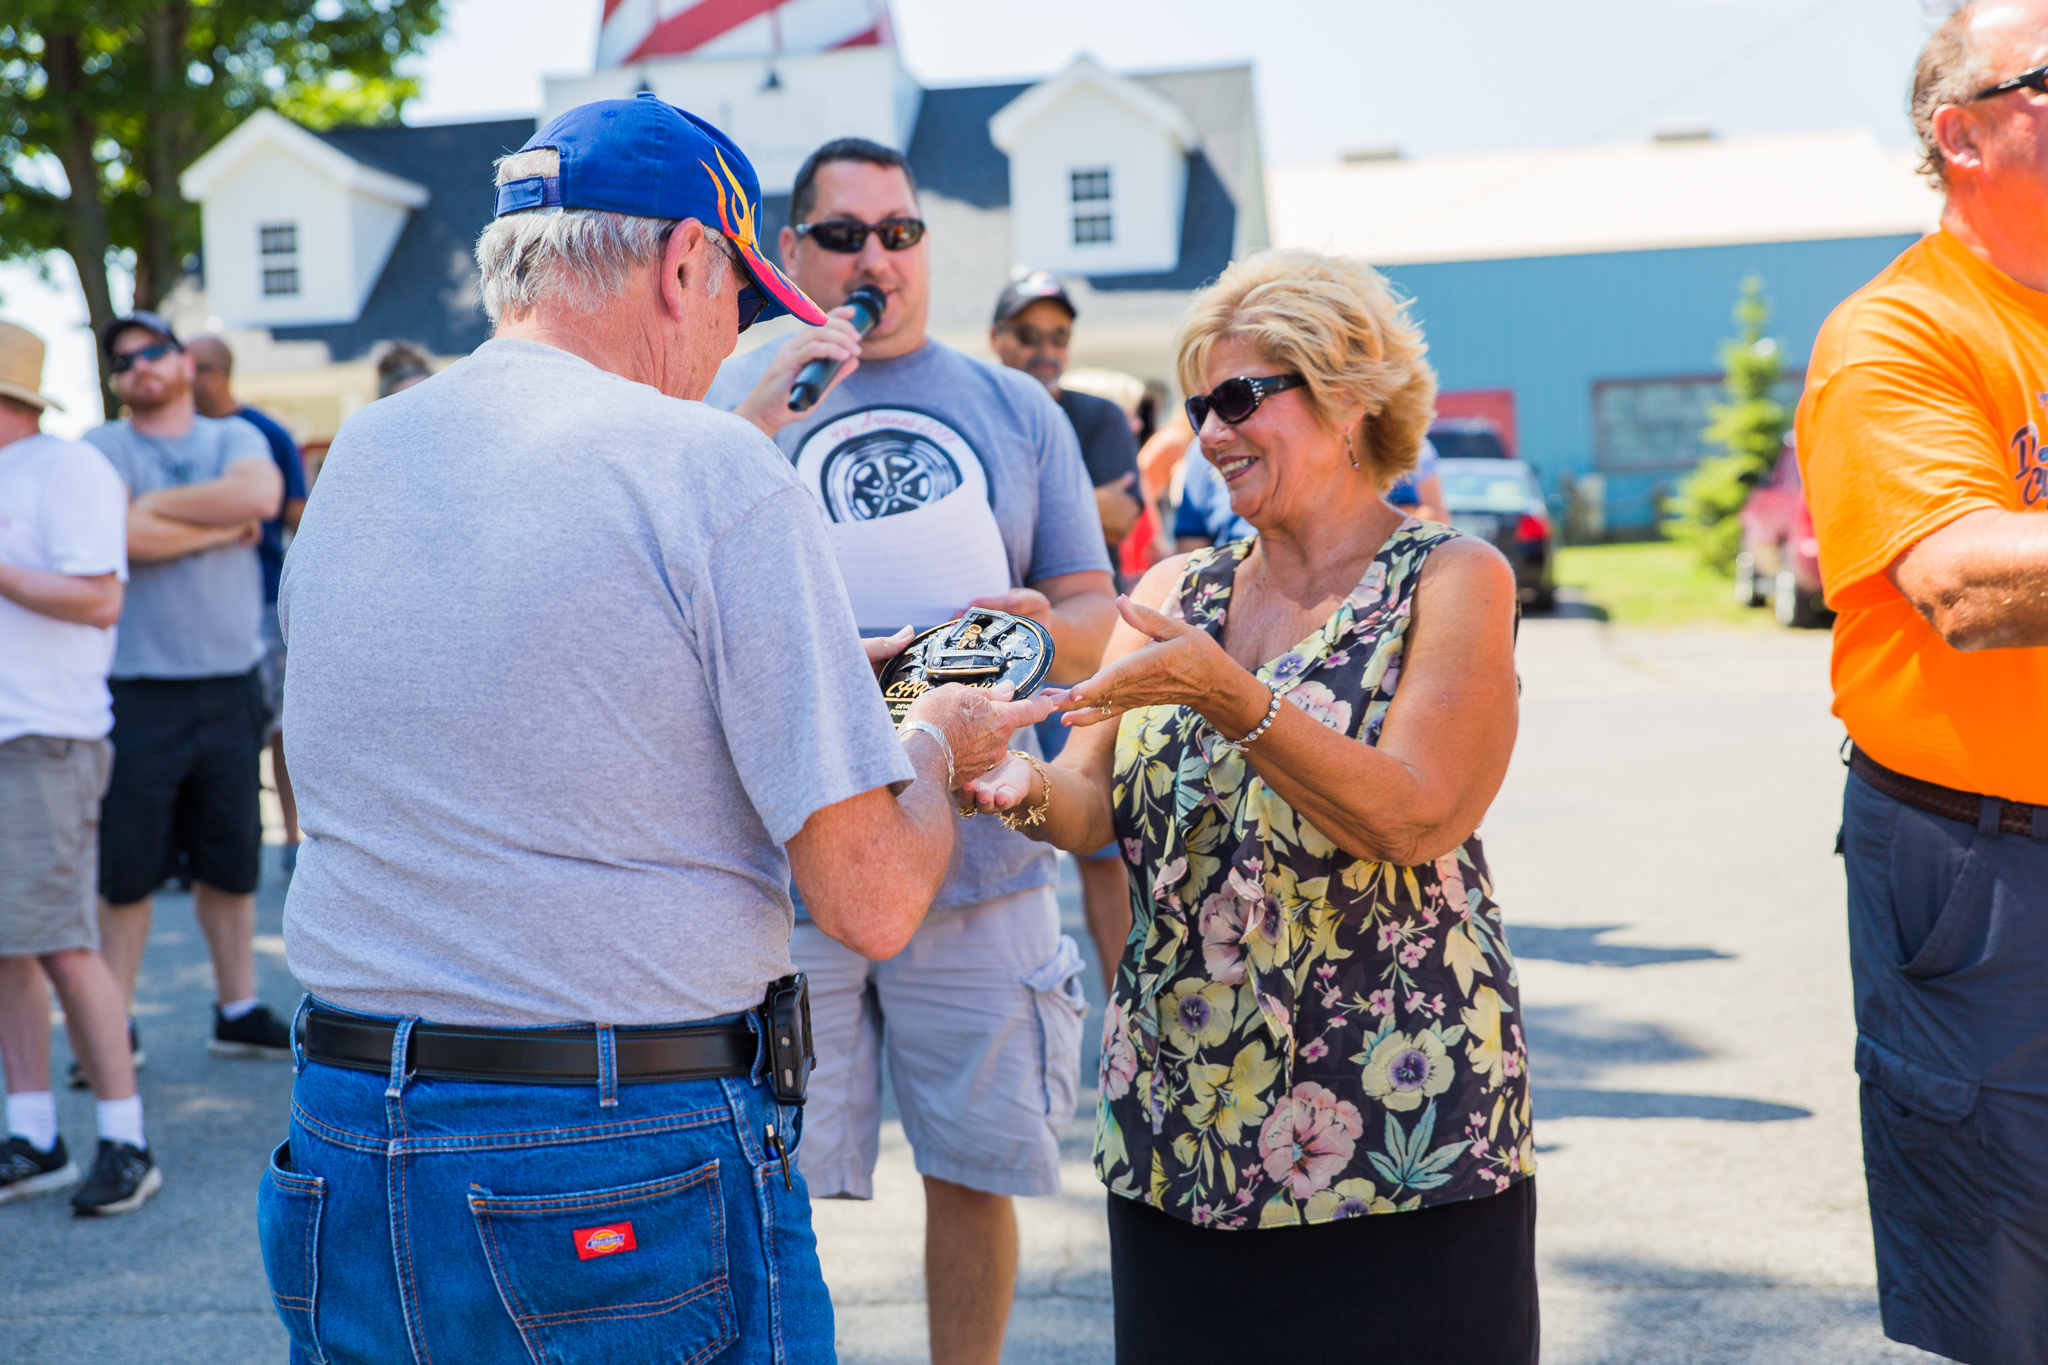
(496, 93), (826, 327)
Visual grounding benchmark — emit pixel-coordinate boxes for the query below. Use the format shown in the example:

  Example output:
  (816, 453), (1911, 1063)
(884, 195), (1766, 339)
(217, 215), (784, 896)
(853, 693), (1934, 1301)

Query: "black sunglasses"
(1005, 324), (1071, 349)
(793, 217), (927, 254)
(109, 341), (180, 374)
(1185, 374), (1307, 431)
(1973, 62), (2048, 101)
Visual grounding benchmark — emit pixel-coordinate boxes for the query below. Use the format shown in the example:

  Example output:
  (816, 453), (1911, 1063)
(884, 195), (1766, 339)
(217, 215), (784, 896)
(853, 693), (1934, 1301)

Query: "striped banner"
(597, 0), (892, 68)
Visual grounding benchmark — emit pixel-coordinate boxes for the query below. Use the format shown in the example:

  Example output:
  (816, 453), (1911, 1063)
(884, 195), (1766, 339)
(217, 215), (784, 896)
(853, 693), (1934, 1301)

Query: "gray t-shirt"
(280, 338), (913, 1027)
(85, 415), (269, 679)
(707, 336), (1110, 912)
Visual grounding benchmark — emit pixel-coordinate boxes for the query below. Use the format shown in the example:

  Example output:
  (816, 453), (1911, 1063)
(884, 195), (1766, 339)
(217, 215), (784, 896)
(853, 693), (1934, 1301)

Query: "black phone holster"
(759, 974), (814, 1106)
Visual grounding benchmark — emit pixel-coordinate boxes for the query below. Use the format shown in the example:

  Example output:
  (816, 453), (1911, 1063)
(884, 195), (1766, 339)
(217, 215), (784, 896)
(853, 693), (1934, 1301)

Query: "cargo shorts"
(0, 734), (114, 956)
(1843, 771), (2048, 1365)
(791, 884), (1088, 1200)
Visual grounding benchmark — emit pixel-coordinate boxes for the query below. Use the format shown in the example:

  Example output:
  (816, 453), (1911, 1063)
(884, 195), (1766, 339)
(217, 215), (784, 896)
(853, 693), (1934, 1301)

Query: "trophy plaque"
(876, 610), (1056, 724)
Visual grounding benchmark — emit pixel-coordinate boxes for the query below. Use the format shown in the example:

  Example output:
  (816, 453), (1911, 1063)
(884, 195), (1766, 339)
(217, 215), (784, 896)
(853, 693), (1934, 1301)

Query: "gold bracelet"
(998, 750), (1054, 831)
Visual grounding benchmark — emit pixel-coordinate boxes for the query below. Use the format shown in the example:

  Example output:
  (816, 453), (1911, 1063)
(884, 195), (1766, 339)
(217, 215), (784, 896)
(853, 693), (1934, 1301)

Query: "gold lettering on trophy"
(884, 678), (932, 702)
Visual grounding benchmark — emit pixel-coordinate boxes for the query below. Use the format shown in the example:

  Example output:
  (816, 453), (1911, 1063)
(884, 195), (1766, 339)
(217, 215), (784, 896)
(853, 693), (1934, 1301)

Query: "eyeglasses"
(792, 217), (927, 254)
(1185, 374), (1308, 431)
(1005, 324), (1071, 349)
(109, 341), (180, 374)
(1973, 62), (2048, 101)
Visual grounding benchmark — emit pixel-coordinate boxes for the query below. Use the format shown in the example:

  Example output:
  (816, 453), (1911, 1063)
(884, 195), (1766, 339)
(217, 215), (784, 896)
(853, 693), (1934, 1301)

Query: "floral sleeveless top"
(1095, 521), (1535, 1230)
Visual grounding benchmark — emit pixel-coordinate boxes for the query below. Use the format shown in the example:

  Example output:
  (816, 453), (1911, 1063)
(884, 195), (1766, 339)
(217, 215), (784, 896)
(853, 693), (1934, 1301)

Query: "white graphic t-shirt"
(709, 336), (1110, 912)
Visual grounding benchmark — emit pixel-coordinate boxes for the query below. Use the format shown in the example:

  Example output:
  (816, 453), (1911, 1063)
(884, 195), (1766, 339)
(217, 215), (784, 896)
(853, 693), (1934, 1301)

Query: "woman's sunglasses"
(792, 217), (927, 254)
(109, 341), (180, 374)
(1185, 373), (1307, 431)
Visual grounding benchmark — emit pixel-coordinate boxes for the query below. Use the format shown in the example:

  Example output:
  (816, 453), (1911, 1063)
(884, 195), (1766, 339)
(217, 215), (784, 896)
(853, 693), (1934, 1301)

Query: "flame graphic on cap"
(700, 150), (758, 251)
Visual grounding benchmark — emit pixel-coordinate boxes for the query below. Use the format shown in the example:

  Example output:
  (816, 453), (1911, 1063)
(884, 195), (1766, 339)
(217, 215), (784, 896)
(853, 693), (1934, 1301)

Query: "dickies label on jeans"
(573, 1222), (637, 1260)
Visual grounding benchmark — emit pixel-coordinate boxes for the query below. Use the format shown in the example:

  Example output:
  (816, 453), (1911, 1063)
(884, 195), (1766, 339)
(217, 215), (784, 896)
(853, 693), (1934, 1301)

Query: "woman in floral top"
(966, 248), (1536, 1361)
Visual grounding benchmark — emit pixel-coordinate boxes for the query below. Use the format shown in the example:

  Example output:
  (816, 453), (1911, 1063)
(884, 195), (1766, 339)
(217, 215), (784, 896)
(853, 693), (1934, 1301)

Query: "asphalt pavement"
(0, 616), (1947, 1364)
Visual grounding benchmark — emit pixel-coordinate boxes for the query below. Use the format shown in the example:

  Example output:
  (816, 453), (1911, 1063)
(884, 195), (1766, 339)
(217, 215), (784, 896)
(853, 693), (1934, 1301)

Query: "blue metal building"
(1270, 128), (1939, 533)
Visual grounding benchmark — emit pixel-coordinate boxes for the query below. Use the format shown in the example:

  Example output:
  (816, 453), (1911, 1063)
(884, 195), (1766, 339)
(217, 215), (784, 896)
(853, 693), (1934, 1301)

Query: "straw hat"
(0, 321), (65, 412)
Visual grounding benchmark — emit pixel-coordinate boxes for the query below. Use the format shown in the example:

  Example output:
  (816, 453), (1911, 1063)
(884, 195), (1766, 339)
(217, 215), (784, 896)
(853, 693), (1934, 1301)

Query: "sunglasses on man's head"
(109, 341), (180, 374)
(1185, 373), (1307, 431)
(1973, 62), (2048, 101)
(792, 217), (927, 254)
(1006, 324), (1071, 349)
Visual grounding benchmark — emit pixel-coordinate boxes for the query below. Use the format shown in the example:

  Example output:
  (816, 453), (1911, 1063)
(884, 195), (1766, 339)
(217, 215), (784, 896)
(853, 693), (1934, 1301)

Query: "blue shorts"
(259, 999), (833, 1364)
(1843, 771), (2048, 1365)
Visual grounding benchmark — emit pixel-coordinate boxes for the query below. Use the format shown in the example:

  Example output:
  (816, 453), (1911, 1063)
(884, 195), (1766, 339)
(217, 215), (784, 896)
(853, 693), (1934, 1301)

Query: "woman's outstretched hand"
(903, 681), (1061, 785)
(1058, 594), (1237, 728)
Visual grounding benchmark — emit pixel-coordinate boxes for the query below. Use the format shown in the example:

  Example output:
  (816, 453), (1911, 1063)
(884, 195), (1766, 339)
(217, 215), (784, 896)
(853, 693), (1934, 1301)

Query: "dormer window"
(260, 222), (300, 296)
(1070, 167), (1113, 245)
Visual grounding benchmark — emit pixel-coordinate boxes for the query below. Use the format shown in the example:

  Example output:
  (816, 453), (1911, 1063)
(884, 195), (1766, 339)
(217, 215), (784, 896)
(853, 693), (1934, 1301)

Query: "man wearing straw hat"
(0, 320), (162, 1215)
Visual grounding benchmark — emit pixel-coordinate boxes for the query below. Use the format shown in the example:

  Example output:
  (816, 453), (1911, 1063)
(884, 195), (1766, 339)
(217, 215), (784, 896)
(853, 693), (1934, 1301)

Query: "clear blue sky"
(408, 0), (1942, 163)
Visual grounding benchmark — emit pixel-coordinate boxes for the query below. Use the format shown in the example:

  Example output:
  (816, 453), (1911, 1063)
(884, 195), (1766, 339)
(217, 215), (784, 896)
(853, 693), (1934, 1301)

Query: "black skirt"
(1107, 1178), (1539, 1364)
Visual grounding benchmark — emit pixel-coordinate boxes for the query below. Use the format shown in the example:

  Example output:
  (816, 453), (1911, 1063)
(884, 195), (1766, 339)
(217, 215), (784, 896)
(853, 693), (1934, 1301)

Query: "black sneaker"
(67, 1019), (145, 1091)
(208, 1002), (292, 1059)
(0, 1135), (80, 1205)
(69, 1140), (161, 1217)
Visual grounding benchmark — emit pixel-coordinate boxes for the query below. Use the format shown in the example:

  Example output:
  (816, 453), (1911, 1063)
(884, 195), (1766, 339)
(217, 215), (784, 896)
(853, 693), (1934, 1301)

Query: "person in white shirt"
(0, 320), (161, 1216)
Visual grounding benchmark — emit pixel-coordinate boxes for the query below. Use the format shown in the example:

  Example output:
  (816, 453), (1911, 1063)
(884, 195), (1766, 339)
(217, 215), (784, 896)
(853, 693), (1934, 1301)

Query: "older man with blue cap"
(259, 95), (1053, 1362)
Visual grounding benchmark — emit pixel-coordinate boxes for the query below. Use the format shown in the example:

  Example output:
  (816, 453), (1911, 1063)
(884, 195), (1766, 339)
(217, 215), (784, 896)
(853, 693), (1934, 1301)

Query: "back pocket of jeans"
(257, 1140), (329, 1363)
(469, 1158), (737, 1365)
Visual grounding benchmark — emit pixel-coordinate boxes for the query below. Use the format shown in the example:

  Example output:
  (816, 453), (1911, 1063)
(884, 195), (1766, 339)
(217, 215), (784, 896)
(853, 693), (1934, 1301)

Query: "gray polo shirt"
(280, 338), (912, 1027)
(85, 415), (270, 680)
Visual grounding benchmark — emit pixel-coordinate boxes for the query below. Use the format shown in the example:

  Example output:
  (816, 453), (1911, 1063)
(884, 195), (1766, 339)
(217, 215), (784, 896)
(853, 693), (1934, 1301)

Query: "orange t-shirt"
(1796, 228), (2048, 802)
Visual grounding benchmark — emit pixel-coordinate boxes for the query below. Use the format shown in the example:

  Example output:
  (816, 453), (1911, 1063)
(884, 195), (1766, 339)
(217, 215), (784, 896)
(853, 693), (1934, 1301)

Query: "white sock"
(97, 1095), (145, 1150)
(6, 1090), (59, 1152)
(219, 996), (261, 1021)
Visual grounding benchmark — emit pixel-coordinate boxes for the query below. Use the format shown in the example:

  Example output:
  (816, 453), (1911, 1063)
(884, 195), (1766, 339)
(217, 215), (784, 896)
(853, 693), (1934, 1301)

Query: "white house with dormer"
(172, 16), (1266, 443)
(179, 111), (429, 330)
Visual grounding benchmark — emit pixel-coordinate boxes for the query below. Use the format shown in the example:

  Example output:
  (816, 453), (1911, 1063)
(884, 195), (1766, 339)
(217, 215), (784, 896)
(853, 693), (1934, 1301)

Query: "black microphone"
(788, 285), (886, 413)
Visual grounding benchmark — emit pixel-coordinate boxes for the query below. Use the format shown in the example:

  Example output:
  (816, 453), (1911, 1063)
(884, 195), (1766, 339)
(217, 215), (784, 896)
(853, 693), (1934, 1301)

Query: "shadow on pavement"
(1509, 922), (1733, 968)
(1535, 1088), (1812, 1122)
(1546, 1257), (1916, 1365)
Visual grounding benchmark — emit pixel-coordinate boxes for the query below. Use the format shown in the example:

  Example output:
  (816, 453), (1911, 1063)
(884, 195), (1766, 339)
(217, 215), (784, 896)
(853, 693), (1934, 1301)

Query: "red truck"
(1735, 440), (1829, 628)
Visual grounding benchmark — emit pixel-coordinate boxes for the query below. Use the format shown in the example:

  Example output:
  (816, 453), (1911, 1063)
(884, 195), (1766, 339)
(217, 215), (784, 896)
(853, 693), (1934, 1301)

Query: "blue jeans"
(258, 998), (834, 1364)
(1844, 773), (2048, 1365)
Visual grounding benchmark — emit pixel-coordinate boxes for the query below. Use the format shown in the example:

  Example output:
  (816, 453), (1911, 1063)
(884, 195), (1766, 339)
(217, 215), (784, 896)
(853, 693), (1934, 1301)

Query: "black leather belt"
(299, 1008), (755, 1086)
(1850, 745), (2046, 840)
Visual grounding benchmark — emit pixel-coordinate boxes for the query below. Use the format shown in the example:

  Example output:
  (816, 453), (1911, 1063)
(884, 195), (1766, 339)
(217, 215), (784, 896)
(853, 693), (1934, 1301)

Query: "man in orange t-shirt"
(1797, 6), (2048, 1361)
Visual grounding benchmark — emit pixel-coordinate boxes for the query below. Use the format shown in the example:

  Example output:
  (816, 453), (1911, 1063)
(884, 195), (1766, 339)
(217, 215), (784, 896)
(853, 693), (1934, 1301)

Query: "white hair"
(475, 148), (731, 322)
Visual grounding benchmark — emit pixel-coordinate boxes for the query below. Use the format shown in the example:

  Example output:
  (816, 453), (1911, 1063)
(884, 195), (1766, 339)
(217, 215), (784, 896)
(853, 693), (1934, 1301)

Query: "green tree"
(1, 1), (444, 415)
(1665, 276), (1792, 571)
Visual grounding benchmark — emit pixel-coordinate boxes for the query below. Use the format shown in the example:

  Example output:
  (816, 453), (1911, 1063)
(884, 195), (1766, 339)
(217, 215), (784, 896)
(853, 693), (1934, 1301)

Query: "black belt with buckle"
(1849, 745), (2046, 839)
(299, 1009), (756, 1087)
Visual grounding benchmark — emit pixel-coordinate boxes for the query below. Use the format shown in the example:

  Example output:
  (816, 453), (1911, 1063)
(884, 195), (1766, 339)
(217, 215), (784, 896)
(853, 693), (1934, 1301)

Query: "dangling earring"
(1345, 430), (1359, 470)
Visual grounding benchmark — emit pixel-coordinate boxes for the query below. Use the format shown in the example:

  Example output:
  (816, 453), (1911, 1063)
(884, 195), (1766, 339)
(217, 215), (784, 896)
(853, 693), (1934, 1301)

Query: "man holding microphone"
(709, 136), (1116, 1365)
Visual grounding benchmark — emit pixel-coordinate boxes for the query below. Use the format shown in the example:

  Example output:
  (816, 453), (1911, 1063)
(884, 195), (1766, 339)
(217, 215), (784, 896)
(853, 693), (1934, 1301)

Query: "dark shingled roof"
(267, 118), (536, 362)
(906, 83), (1033, 211)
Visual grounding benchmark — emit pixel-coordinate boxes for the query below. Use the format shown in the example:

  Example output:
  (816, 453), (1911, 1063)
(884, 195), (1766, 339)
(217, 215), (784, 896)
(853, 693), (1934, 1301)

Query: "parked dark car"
(1736, 441), (1829, 628)
(1428, 417), (1512, 462)
(1439, 457), (1555, 611)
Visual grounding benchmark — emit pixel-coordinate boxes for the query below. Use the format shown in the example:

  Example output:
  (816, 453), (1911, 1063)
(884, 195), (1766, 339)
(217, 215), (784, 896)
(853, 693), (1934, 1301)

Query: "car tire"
(1530, 584), (1556, 614)
(1774, 568), (1823, 628)
(1734, 550), (1765, 608)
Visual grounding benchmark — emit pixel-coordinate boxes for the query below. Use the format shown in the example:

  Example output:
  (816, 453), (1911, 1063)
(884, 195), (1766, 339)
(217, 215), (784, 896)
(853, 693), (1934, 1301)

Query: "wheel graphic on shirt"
(794, 406), (989, 522)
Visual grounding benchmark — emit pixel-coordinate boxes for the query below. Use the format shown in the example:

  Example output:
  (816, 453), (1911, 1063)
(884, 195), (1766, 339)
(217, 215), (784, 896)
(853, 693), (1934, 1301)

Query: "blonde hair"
(1174, 248), (1436, 490)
